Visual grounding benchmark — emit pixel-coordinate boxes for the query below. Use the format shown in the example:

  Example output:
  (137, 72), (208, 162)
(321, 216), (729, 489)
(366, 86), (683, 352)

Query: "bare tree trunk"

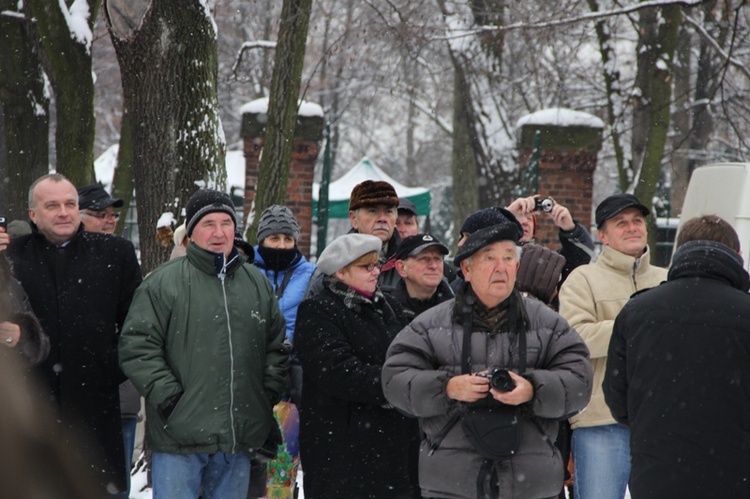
(450, 59), (479, 248)
(0, 5), (49, 219)
(111, 111), (134, 236)
(669, 25), (692, 216)
(104, 0), (225, 274)
(26, 0), (97, 187)
(631, 5), (682, 259)
(247, 0), (313, 244)
(587, 0), (628, 190)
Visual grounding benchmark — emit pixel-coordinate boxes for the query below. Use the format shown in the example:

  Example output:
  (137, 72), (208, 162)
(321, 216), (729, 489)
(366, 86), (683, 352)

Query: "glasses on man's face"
(83, 210), (120, 221)
(356, 262), (382, 272)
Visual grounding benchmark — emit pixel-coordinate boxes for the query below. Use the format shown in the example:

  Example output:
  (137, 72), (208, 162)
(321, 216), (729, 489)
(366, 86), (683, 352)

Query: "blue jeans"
(152, 451), (251, 499)
(572, 423), (630, 499)
(121, 416), (138, 496)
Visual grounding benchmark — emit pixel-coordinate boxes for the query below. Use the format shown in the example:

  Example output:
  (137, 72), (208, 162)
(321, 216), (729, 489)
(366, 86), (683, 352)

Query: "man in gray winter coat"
(382, 213), (592, 499)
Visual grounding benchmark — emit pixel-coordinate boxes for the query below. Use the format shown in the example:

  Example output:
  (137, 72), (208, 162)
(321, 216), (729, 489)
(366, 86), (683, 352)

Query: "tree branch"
(232, 40), (277, 77)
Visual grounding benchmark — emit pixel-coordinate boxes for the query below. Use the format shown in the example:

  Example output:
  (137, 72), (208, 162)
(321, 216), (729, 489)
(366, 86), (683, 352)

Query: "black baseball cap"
(78, 184), (124, 211)
(595, 193), (649, 229)
(395, 234), (449, 261)
(398, 197), (417, 216)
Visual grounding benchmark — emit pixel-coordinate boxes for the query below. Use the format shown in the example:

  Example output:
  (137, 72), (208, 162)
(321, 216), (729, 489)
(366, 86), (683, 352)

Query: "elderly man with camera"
(382, 210), (592, 499)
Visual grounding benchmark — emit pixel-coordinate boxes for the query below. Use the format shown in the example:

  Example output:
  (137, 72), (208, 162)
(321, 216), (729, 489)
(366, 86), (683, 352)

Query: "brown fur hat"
(349, 180), (399, 212)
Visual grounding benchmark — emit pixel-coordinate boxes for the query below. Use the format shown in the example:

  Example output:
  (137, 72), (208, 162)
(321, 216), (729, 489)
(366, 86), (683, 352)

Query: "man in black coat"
(604, 215), (750, 498)
(5, 174), (142, 496)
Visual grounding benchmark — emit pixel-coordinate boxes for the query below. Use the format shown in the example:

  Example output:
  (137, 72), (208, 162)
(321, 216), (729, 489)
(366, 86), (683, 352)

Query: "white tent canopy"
(313, 157), (431, 218)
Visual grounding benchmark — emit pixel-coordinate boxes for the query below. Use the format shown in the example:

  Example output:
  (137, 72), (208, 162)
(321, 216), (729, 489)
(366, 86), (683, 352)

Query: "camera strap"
(429, 290), (527, 456)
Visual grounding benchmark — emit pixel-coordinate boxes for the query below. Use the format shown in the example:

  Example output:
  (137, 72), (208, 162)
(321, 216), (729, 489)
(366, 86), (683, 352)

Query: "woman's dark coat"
(7, 226), (142, 493)
(604, 240), (750, 498)
(294, 278), (419, 498)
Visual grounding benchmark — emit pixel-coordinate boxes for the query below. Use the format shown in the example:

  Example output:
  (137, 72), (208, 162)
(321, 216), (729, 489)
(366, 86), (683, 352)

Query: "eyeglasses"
(356, 262), (382, 272)
(83, 210), (121, 220)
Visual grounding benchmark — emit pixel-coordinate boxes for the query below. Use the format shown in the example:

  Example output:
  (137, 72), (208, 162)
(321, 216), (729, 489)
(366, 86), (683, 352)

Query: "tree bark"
(246, 0), (313, 244)
(450, 58), (479, 249)
(0, 5), (49, 219)
(631, 5), (682, 259)
(26, 0), (97, 187)
(104, 0), (225, 274)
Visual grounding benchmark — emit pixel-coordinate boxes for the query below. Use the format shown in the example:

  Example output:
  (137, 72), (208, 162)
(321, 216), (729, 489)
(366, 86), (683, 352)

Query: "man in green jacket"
(120, 189), (288, 499)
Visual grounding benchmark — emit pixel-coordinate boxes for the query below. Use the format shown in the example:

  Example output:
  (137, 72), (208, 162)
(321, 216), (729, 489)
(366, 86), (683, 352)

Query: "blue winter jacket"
(253, 247), (316, 344)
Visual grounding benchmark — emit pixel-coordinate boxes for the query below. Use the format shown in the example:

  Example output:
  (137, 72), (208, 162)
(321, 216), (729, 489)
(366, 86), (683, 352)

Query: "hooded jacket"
(559, 245), (667, 429)
(604, 241), (750, 498)
(119, 242), (288, 454)
(383, 286), (592, 499)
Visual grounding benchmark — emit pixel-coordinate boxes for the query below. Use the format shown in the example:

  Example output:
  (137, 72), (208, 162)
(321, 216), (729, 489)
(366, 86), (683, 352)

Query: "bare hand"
(0, 228), (9, 252)
(506, 195), (538, 218)
(446, 374), (490, 403)
(490, 371), (534, 406)
(547, 197), (576, 231)
(0, 322), (21, 348)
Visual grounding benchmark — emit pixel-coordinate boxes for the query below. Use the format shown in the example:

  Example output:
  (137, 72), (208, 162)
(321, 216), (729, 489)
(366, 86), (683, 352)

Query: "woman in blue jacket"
(249, 205), (315, 499)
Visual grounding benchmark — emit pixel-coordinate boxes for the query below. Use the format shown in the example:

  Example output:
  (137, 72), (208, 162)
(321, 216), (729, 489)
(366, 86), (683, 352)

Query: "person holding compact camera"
(507, 194), (595, 283)
(383, 212), (593, 499)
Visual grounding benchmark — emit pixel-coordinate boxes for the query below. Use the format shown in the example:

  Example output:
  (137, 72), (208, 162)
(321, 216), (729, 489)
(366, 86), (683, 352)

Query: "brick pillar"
(517, 109), (603, 250)
(240, 99), (324, 257)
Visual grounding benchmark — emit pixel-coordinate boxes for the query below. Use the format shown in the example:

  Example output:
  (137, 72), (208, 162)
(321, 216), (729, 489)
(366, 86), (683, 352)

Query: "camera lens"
(490, 370), (516, 392)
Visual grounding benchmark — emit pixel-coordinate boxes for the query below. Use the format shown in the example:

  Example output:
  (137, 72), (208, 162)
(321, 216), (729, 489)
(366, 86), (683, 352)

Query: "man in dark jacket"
(120, 189), (288, 499)
(603, 215), (750, 498)
(383, 213), (593, 499)
(390, 233), (454, 321)
(5, 173), (142, 495)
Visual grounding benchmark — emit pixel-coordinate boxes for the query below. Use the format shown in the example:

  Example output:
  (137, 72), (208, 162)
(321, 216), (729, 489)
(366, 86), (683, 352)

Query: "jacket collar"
(29, 221), (84, 248)
(669, 240), (750, 291)
(186, 242), (245, 276)
(597, 244), (655, 275)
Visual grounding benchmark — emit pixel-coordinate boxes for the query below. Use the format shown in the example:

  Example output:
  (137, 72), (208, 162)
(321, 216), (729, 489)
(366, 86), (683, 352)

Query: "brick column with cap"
(517, 108), (604, 249)
(240, 99), (324, 256)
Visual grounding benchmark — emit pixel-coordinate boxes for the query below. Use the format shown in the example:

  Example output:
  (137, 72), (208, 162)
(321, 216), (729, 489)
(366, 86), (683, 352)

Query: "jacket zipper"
(219, 254), (238, 452)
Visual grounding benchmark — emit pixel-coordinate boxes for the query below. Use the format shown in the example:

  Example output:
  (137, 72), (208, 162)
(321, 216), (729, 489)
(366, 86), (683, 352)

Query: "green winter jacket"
(119, 242), (288, 454)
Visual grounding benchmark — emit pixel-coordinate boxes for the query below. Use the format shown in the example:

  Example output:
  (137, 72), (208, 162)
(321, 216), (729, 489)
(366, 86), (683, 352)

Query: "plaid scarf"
(323, 275), (386, 310)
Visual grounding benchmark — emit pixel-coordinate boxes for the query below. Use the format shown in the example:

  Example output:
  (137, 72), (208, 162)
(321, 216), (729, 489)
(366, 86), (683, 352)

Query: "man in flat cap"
(78, 183), (125, 234)
(396, 197), (420, 239)
(558, 193), (667, 499)
(383, 212), (592, 499)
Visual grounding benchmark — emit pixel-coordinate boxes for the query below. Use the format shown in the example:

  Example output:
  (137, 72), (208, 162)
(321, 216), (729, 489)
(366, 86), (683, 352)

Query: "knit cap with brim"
(257, 205), (301, 243)
(317, 234), (383, 276)
(515, 243), (566, 304)
(185, 189), (237, 237)
(348, 180), (399, 212)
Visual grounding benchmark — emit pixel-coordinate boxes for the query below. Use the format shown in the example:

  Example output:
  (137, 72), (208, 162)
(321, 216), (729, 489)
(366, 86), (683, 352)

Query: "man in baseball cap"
(396, 197), (419, 239)
(78, 184), (125, 234)
(558, 192), (666, 499)
(390, 234), (453, 320)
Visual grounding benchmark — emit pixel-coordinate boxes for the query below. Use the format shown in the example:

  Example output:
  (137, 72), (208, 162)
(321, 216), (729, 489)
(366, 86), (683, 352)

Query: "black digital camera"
(0, 216), (6, 230)
(534, 198), (554, 213)
(476, 369), (517, 392)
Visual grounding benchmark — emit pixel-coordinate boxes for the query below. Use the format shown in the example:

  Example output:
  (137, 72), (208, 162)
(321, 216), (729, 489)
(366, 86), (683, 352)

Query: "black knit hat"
(454, 215), (524, 267)
(349, 180), (399, 212)
(595, 193), (649, 229)
(257, 205), (300, 243)
(460, 206), (514, 235)
(185, 189), (237, 237)
(515, 244), (566, 304)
